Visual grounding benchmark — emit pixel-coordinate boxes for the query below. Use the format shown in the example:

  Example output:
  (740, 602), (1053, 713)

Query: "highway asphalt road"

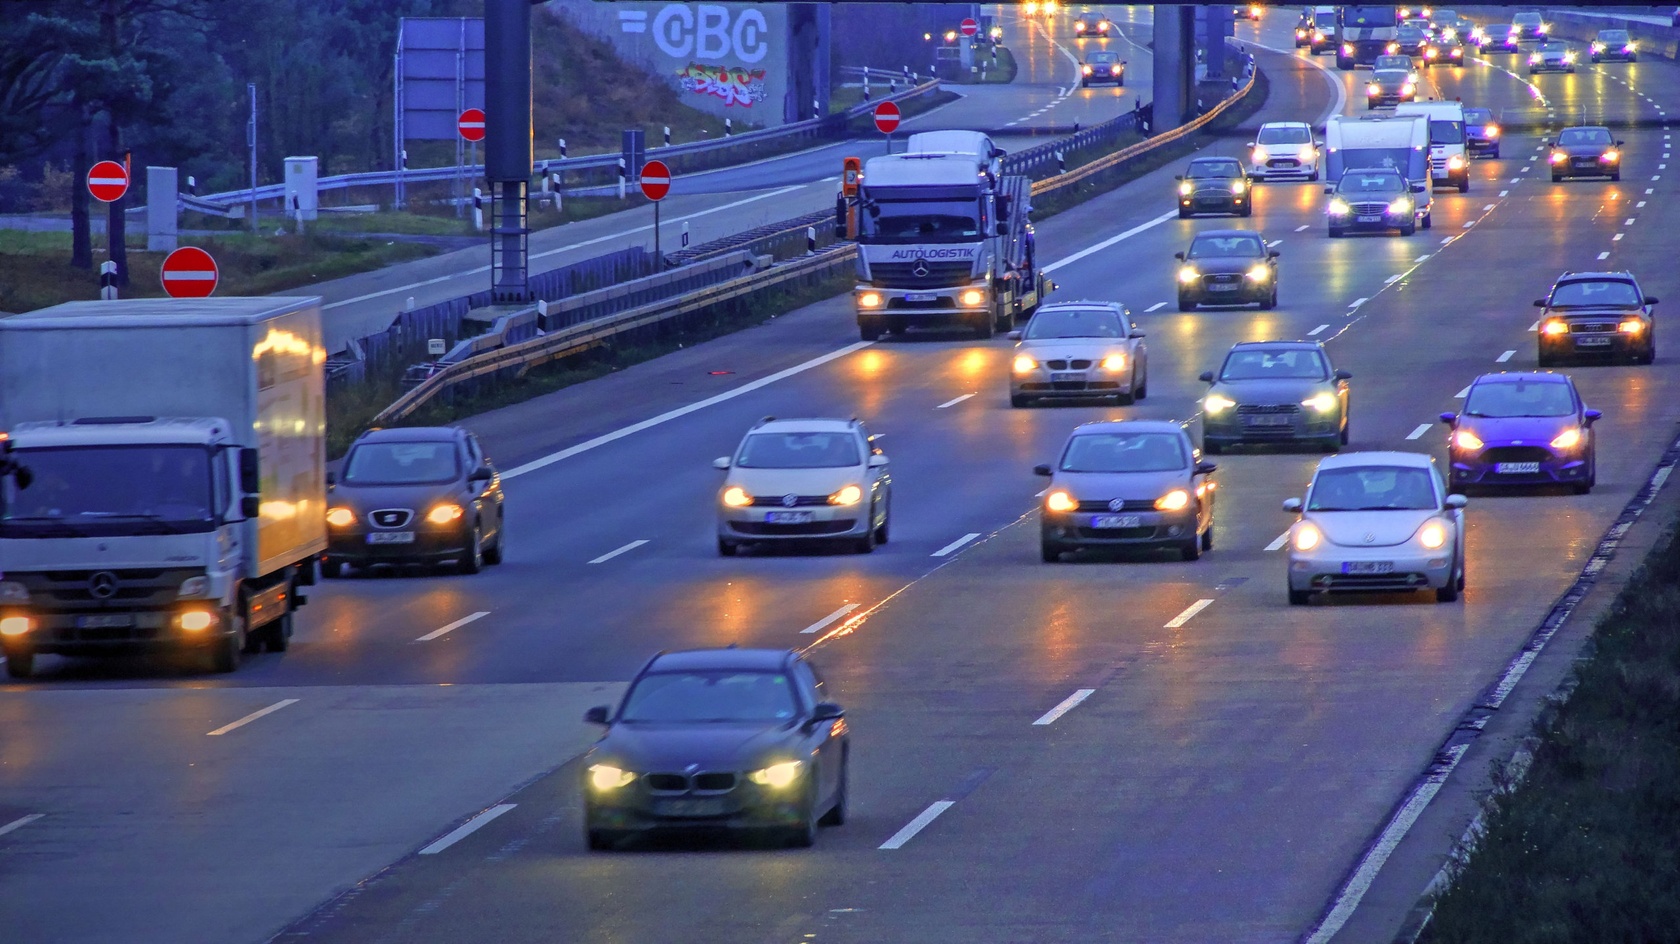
(4, 14), (1679, 944)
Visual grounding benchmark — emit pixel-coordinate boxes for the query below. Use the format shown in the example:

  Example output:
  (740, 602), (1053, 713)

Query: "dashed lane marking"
(1309, 324), (1330, 336)
(207, 699), (300, 737)
(1407, 423), (1432, 440)
(932, 533), (981, 557)
(880, 801), (956, 850)
(802, 603), (861, 635)
(0, 814), (45, 839)
(1265, 531), (1290, 552)
(587, 541), (648, 565)
(1164, 599), (1214, 629)
(1033, 689), (1096, 725)
(416, 611), (490, 641)
(936, 394), (975, 409)
(418, 804), (517, 855)
(1146, 301), (1168, 312)
(1497, 350), (1516, 362)
(1349, 297), (1368, 308)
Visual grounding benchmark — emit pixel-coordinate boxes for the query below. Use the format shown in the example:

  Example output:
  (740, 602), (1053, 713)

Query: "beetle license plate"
(1496, 462), (1541, 474)
(1575, 336), (1612, 347)
(1341, 561), (1394, 575)
(76, 614), (134, 629)
(367, 532), (416, 544)
(1090, 515), (1142, 529)
(766, 511), (813, 524)
(904, 292), (937, 302)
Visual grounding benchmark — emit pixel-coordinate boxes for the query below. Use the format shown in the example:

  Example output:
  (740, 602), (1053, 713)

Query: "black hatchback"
(1175, 157), (1252, 218)
(1548, 126), (1622, 182)
(324, 427), (505, 575)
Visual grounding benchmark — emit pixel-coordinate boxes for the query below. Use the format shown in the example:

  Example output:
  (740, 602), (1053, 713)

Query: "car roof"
(1555, 270), (1636, 283)
(1260, 120), (1311, 129)
(356, 426), (462, 444)
(1560, 125), (1612, 132)
(1316, 450), (1435, 471)
(1193, 228), (1262, 240)
(751, 417), (859, 434)
(1071, 419), (1187, 436)
(1039, 299), (1124, 312)
(1228, 340), (1324, 352)
(1473, 371), (1570, 385)
(1189, 156), (1241, 166)
(646, 647), (795, 673)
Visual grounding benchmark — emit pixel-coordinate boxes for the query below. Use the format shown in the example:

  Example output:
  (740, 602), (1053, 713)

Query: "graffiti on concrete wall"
(676, 62), (769, 107)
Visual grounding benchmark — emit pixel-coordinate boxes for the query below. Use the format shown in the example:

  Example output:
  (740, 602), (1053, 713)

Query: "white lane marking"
(1497, 350), (1516, 363)
(1309, 324), (1330, 336)
(1264, 531), (1290, 552)
(1295, 224), (1309, 232)
(1614, 233), (1624, 241)
(324, 187), (805, 311)
(1385, 274), (1402, 284)
(936, 393), (975, 409)
(1637, 201), (1647, 208)
(1454, 386), (1470, 398)
(416, 611), (490, 641)
(932, 532), (981, 557)
(588, 540), (648, 565)
(1498, 190), (1509, 197)
(1648, 189), (1656, 195)
(1482, 204), (1495, 211)
(0, 813), (45, 839)
(801, 603), (861, 635)
(1267, 239), (1283, 248)
(1510, 177), (1521, 183)
(1145, 301), (1168, 312)
(1415, 254), (1431, 262)
(1625, 218), (1636, 226)
(1462, 221), (1475, 229)
(1045, 210), (1178, 273)
(419, 804), (517, 855)
(207, 699), (301, 737)
(1598, 251), (1611, 260)
(504, 341), (874, 479)
(1349, 297), (1368, 308)
(1530, 320), (1540, 332)
(1519, 166), (1531, 173)
(1164, 599), (1213, 629)
(1407, 423), (1432, 440)
(1033, 689), (1096, 725)
(1655, 175), (1663, 181)
(879, 800), (956, 849)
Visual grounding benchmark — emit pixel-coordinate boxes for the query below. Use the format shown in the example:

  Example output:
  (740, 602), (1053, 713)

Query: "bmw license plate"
(1341, 561), (1394, 575)
(1575, 336), (1612, 347)
(904, 292), (937, 302)
(1496, 462), (1541, 474)
(77, 614), (134, 629)
(1357, 214), (1382, 223)
(765, 511), (813, 524)
(1243, 414), (1292, 426)
(367, 532), (416, 544)
(654, 797), (730, 817)
(1090, 515), (1142, 529)
(1050, 372), (1084, 383)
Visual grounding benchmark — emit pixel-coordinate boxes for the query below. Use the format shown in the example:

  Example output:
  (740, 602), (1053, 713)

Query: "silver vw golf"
(1283, 451), (1467, 604)
(714, 417), (891, 556)
(1035, 420), (1216, 562)
(1008, 301), (1149, 407)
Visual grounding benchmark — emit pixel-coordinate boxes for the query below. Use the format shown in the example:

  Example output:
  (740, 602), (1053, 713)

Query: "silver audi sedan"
(1283, 451), (1467, 604)
(1200, 341), (1350, 453)
(1008, 301), (1149, 407)
(1035, 419), (1216, 562)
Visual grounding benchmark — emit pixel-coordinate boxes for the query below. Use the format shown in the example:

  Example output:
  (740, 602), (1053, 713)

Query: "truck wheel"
(264, 610), (293, 654)
(458, 524), (484, 575)
(4, 649), (33, 679)
(972, 316), (994, 340)
(1457, 175), (1469, 193)
(211, 630), (241, 674)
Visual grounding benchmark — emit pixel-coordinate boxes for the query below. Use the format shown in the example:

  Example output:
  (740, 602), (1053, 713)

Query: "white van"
(1395, 101), (1470, 192)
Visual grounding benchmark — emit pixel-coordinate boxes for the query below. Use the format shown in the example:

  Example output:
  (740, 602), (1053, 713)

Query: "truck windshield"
(860, 201), (982, 243)
(1429, 121), (1465, 145)
(1341, 6), (1397, 28)
(1, 445), (214, 537)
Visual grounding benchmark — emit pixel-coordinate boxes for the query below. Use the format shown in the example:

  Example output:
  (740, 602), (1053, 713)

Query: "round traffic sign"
(87, 161), (129, 203)
(640, 160), (672, 201)
(160, 247), (219, 299)
(457, 108), (486, 143)
(960, 17), (979, 37)
(874, 101), (902, 135)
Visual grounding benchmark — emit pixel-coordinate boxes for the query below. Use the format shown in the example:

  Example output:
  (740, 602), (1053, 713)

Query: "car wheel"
(854, 508), (877, 554)
(1204, 441), (1223, 456)
(3, 648), (33, 678)
(1611, 171), (1621, 182)
(1200, 520), (1214, 552)
(1178, 294), (1196, 312)
(1241, 203), (1253, 218)
(1552, 174), (1563, 183)
(1328, 226), (1343, 238)
(860, 323), (882, 341)
(322, 557), (345, 578)
(483, 518), (505, 565)
(1309, 170), (1320, 182)
(787, 790), (820, 848)
(1435, 576), (1460, 603)
(718, 538), (738, 557)
(1259, 287), (1277, 311)
(1135, 374), (1148, 400)
(1491, 147), (1500, 159)
(1177, 208), (1191, 219)
(875, 512), (889, 545)
(1537, 351), (1556, 368)
(1180, 534), (1202, 562)
(1010, 394), (1031, 408)
(819, 754), (848, 826)
(1116, 387), (1135, 406)
(1572, 479), (1592, 495)
(1041, 541), (1064, 563)
(586, 828), (623, 852)
(1288, 586), (1311, 606)
(1341, 417), (1350, 445)
(458, 524), (484, 574)
(1323, 434), (1341, 454)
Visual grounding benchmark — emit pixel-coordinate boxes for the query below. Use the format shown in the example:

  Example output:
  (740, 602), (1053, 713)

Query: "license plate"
(1496, 462), (1541, 474)
(1341, 561), (1394, 575)
(1209, 283), (1240, 292)
(1090, 515), (1142, 529)
(765, 511), (814, 524)
(904, 292), (937, 302)
(1357, 214), (1382, 223)
(367, 531), (416, 544)
(76, 614), (134, 629)
(1243, 414), (1292, 426)
(1050, 372), (1084, 383)
(654, 798), (730, 817)
(1575, 336), (1612, 347)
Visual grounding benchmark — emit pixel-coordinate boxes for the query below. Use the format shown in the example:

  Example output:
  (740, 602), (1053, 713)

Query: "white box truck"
(0, 297), (328, 677)
(1325, 113), (1434, 228)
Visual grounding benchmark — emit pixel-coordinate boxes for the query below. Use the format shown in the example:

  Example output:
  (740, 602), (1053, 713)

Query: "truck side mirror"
(239, 447), (260, 494)
(325, 471), (337, 488)
(996, 222), (1008, 236)
(241, 496), (261, 518)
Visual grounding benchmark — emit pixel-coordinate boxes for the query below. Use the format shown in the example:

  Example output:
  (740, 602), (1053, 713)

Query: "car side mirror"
(1445, 494), (1469, 509)
(468, 465), (493, 484)
(1440, 411), (1458, 424)
(1198, 370), (1215, 383)
(1282, 498), (1303, 513)
(1268, 250), (1280, 259)
(868, 454), (889, 468)
(1173, 174), (1183, 181)
(584, 705), (611, 725)
(1616, 140), (1624, 147)
(1411, 183), (1426, 193)
(1129, 329), (1146, 339)
(713, 456), (731, 470)
(809, 702), (845, 724)
(1033, 463), (1053, 477)
(1584, 409), (1602, 424)
(1334, 369), (1352, 381)
(1006, 330), (1022, 340)
(241, 496), (261, 518)
(1645, 296), (1659, 305)
(1173, 251), (1185, 261)
(1533, 299), (1547, 307)
(1196, 461), (1218, 475)
(996, 222), (1008, 236)
(1323, 185), (1334, 194)
(325, 470), (337, 487)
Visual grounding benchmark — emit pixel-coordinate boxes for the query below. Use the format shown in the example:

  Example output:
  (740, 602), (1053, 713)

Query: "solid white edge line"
(1033, 689), (1096, 725)
(1407, 423), (1432, 440)
(936, 393), (976, 409)
(417, 611), (491, 641)
(1164, 598), (1213, 629)
(1496, 350), (1516, 362)
(1264, 531), (1290, 552)
(418, 804), (517, 855)
(0, 813), (45, 839)
(1308, 324), (1329, 336)
(1145, 301), (1168, 312)
(1530, 320), (1540, 331)
(504, 341), (875, 479)
(931, 532), (982, 557)
(801, 603), (861, 635)
(588, 540), (649, 565)
(879, 800), (956, 849)
(206, 698), (301, 736)
(1043, 210), (1178, 273)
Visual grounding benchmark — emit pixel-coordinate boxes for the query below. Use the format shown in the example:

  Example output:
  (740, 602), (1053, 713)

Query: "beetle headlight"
(1293, 522), (1322, 551)
(1418, 520), (1448, 549)
(747, 761), (804, 788)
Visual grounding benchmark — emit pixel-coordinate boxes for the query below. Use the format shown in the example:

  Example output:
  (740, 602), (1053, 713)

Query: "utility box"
(146, 165), (178, 252)
(284, 156), (319, 221)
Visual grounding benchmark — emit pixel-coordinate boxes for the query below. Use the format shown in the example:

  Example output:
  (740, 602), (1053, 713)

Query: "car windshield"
(1308, 466), (1438, 511)
(618, 670), (799, 723)
(1428, 120), (1465, 144)
(1258, 125), (1311, 145)
(1399, 27), (1425, 40)
(1060, 432), (1188, 473)
(736, 431), (860, 468)
(343, 441), (459, 485)
(1025, 307), (1126, 339)
(1343, 7), (1397, 28)
(1538, 42), (1565, 53)
(1463, 108), (1492, 123)
(1087, 52), (1120, 64)
(1557, 128), (1612, 147)
(1512, 13), (1540, 26)
(1600, 30), (1629, 42)
(1549, 280), (1642, 308)
(1463, 381), (1575, 418)
(1188, 234), (1264, 259)
(1374, 56), (1412, 70)
(1373, 70), (1409, 86)
(860, 201), (982, 243)
(1220, 348), (1328, 380)
(1315, 12), (1336, 26)
(1338, 172), (1404, 194)
(1486, 25), (1511, 37)
(2, 445), (214, 536)
(1188, 161), (1241, 178)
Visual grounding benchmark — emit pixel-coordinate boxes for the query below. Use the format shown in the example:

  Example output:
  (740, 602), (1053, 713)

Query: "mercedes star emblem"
(88, 571), (119, 599)
(782, 494), (798, 508)
(912, 259), (931, 278)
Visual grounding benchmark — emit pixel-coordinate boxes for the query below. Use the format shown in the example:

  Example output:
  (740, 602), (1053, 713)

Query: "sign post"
(457, 108), (485, 218)
(159, 247), (220, 298)
(874, 101), (901, 154)
(640, 159), (671, 272)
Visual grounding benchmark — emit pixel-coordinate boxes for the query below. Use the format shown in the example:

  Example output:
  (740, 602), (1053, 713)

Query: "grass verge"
(1418, 498), (1680, 941)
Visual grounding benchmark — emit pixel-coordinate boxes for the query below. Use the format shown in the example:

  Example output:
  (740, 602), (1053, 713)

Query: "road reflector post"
(725, 117), (733, 136)
(1056, 150), (1066, 173)
(681, 221), (690, 248)
(663, 125), (671, 147)
(617, 158), (626, 200)
(807, 226), (817, 254)
(472, 187), (484, 231)
(99, 261), (118, 301)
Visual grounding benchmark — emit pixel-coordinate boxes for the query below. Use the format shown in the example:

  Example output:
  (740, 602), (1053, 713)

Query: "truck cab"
(1395, 101), (1470, 192)
(1337, 5), (1401, 69)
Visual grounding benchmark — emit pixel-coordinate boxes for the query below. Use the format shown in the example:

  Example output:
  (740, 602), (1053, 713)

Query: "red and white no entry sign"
(640, 160), (672, 201)
(960, 17), (979, 36)
(87, 161), (129, 203)
(873, 101), (901, 135)
(457, 108), (486, 142)
(160, 247), (219, 299)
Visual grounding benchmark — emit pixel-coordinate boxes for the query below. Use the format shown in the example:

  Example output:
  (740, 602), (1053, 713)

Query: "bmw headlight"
(1328, 198), (1350, 216)
(1178, 266), (1199, 284)
(1013, 354), (1038, 373)
(1100, 353), (1127, 372)
(1204, 393), (1236, 414)
(588, 764), (637, 790)
(1293, 522), (1322, 551)
(1301, 393), (1337, 412)
(748, 761), (805, 788)
(1418, 520), (1448, 549)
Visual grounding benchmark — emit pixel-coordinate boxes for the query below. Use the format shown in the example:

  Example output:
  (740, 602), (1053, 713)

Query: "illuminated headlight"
(1619, 319), (1644, 334)
(1367, 83), (1382, 96)
(828, 484), (864, 506)
(178, 576), (210, 599)
(1297, 28), (1307, 37)
(1603, 150), (1620, 162)
(326, 506), (355, 527)
(1541, 320), (1569, 336)
(1082, 64), (1093, 75)
(178, 610), (215, 632)
(1551, 427), (1583, 450)
(1045, 490), (1077, 513)
(427, 503), (464, 524)
(589, 764), (637, 790)
(1447, 155), (1465, 170)
(1328, 197), (1351, 216)
(1230, 180), (1247, 194)
(1528, 53), (1541, 63)
(859, 291), (883, 308)
(1076, 20), (1086, 30)
(1246, 264), (1271, 281)
(1298, 145), (1318, 162)
(1178, 266), (1199, 284)
(1426, 48), (1437, 58)
(1626, 42), (1637, 52)
(1013, 354), (1038, 373)
(1562, 52), (1576, 63)
(1204, 393), (1237, 414)
(721, 485), (752, 507)
(1098, 22), (1109, 31)
(1110, 64), (1121, 74)
(1342, 43), (1354, 55)
(747, 761), (805, 788)
(960, 289), (986, 307)
(1451, 47), (1462, 56)
(1301, 393), (1337, 412)
(1417, 520), (1449, 550)
(1178, 181), (1194, 196)
(0, 616), (30, 636)
(1388, 197), (1412, 214)
(1387, 42), (1400, 53)
(0, 581), (28, 603)
(1452, 429), (1484, 450)
(1549, 151), (1567, 164)
(1537, 23), (1547, 33)
(1592, 42), (1605, 52)
(1401, 82), (1415, 96)
(1293, 522), (1322, 552)
(1100, 353), (1127, 372)
(1315, 31), (1325, 41)
(1155, 489), (1190, 512)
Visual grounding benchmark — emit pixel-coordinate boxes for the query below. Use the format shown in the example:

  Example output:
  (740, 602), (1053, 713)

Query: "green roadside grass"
(1419, 493), (1680, 941)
